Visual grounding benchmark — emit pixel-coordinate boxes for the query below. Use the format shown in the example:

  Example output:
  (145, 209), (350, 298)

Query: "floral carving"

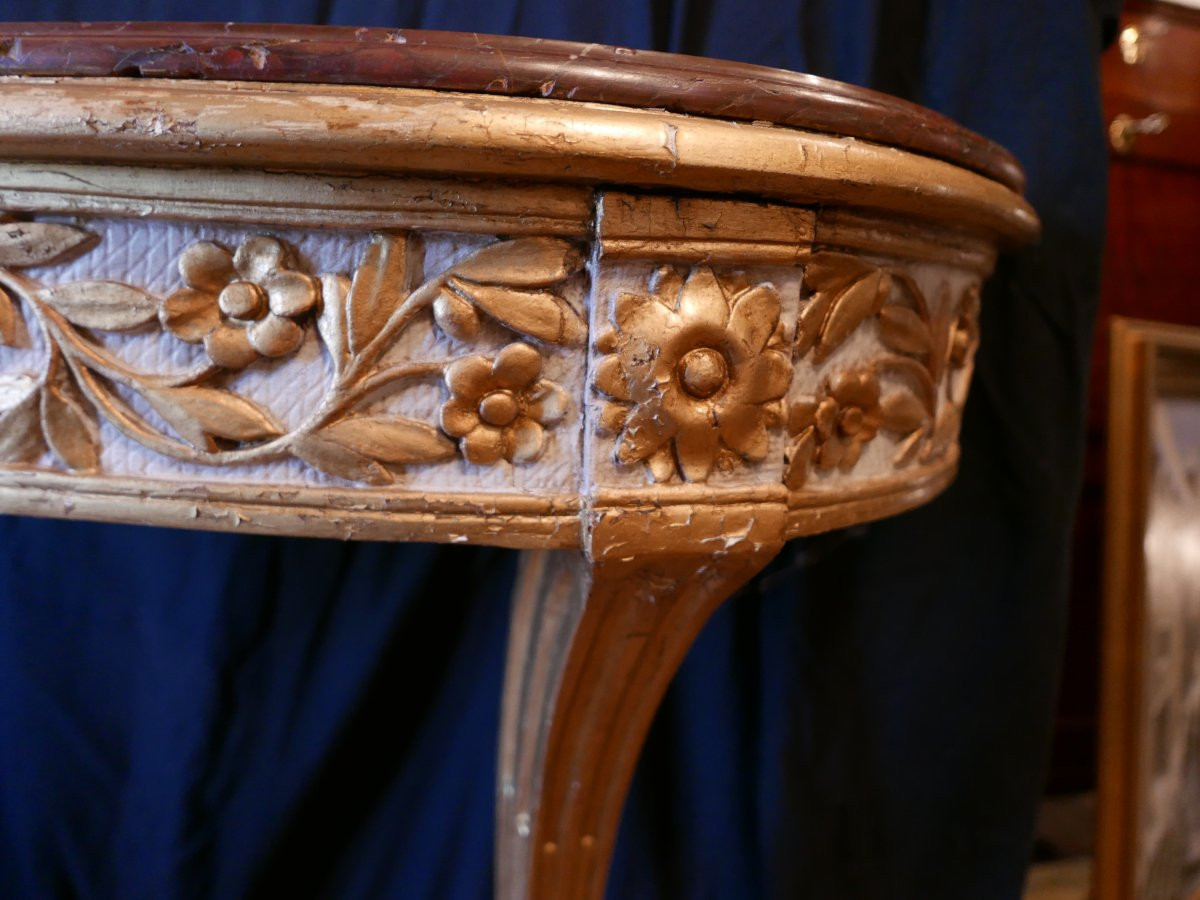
(160, 237), (320, 368)
(440, 343), (569, 465)
(784, 251), (983, 488)
(594, 266), (791, 483)
(783, 369), (882, 488)
(0, 218), (584, 483)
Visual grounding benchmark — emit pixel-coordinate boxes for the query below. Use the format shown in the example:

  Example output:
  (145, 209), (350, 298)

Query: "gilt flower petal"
(234, 236), (286, 282)
(840, 438), (864, 471)
(445, 355), (492, 401)
(439, 399), (479, 438)
(506, 418), (546, 463)
(719, 405), (770, 461)
(493, 343), (542, 390)
(203, 325), (258, 369)
(526, 379), (569, 426)
(830, 370), (880, 409)
(462, 426), (504, 465)
(814, 398), (838, 440)
(616, 401), (677, 464)
(727, 284), (781, 358)
(647, 446), (676, 483)
(674, 419), (721, 483)
(161, 288), (220, 343)
(265, 271), (318, 318)
(179, 241), (234, 292)
(248, 315), (304, 358)
(593, 354), (634, 402)
(735, 351), (792, 404)
(815, 435), (845, 470)
(614, 291), (673, 337)
(788, 399), (820, 435)
(678, 267), (729, 332)
(598, 401), (630, 435)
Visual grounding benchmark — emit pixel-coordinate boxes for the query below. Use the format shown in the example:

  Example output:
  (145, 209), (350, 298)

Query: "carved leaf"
(878, 305), (933, 356)
(0, 286), (29, 347)
(893, 426), (928, 468)
(432, 287), (480, 341)
(0, 375), (45, 463)
(448, 278), (586, 346)
(347, 233), (415, 354)
(450, 238), (582, 287)
(144, 386), (285, 450)
(40, 363), (100, 471)
(877, 354), (937, 415)
(794, 291), (832, 358)
(40, 281), (158, 331)
(316, 415), (456, 464)
(920, 405), (961, 464)
(783, 426), (816, 490)
(804, 252), (879, 294)
(0, 221), (97, 268)
(291, 433), (393, 485)
(317, 273), (350, 372)
(880, 390), (930, 433)
(815, 270), (892, 362)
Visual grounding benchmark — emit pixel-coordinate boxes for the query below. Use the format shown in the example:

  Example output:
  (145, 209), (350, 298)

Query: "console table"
(0, 24), (1038, 899)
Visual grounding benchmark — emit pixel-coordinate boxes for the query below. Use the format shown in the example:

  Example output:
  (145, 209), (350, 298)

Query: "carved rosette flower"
(594, 267), (792, 483)
(159, 237), (320, 369)
(784, 369), (883, 489)
(439, 342), (569, 466)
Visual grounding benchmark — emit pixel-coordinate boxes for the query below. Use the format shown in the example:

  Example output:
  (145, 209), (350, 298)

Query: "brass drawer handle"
(1109, 112), (1170, 153)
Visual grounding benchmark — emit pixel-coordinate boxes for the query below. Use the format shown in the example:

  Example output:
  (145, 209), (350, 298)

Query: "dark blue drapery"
(0, 2), (1115, 898)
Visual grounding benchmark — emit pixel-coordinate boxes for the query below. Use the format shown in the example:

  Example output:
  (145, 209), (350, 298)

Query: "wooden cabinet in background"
(1053, 0), (1200, 795)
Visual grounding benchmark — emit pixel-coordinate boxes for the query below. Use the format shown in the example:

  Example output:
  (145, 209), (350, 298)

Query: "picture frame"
(1096, 317), (1200, 900)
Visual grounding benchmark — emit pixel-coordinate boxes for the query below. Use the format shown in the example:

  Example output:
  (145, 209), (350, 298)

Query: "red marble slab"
(0, 22), (1025, 192)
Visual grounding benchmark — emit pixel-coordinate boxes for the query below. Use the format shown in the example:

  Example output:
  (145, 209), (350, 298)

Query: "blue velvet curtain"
(0, 2), (1116, 898)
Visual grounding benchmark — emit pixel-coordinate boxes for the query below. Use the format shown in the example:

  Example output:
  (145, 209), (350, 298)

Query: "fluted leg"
(496, 545), (780, 900)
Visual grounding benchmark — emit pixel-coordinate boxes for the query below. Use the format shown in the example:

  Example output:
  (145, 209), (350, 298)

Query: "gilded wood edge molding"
(0, 456), (954, 550)
(813, 207), (998, 275)
(0, 161), (594, 236)
(0, 470), (584, 547)
(784, 455), (957, 538)
(0, 78), (1038, 243)
(596, 193), (816, 266)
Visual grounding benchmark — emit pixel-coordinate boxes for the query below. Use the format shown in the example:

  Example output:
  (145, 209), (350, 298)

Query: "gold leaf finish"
(440, 343), (569, 466)
(143, 386), (285, 450)
(161, 237), (319, 369)
(0, 286), (28, 347)
(0, 222), (583, 484)
(291, 433), (394, 486)
(0, 220), (96, 268)
(594, 267), (791, 483)
(449, 237), (582, 287)
(0, 375), (44, 463)
(41, 281), (158, 331)
(317, 416), (457, 465)
(40, 361), (100, 472)
(347, 233), (414, 354)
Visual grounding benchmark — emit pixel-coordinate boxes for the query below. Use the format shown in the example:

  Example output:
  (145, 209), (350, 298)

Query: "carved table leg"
(497, 543), (781, 900)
